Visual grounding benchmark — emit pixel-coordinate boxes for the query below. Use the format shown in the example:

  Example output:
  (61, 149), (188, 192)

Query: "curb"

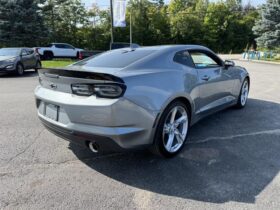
(239, 59), (280, 65)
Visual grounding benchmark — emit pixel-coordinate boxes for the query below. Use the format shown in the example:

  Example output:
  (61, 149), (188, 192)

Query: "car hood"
(0, 56), (17, 61)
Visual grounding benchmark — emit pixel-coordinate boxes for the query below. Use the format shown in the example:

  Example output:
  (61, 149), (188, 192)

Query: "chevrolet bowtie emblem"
(50, 83), (57, 89)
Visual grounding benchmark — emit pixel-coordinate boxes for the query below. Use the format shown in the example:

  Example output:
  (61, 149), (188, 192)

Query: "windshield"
(0, 48), (20, 56)
(73, 49), (155, 68)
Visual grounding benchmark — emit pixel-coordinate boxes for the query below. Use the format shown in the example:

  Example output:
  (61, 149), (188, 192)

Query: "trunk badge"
(50, 83), (57, 89)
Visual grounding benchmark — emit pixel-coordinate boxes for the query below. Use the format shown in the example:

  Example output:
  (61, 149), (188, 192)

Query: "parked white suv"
(35, 43), (83, 60)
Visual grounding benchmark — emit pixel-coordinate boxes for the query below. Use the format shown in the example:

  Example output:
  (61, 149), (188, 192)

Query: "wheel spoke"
(166, 133), (175, 151)
(175, 129), (184, 144)
(170, 107), (177, 123)
(174, 115), (187, 127)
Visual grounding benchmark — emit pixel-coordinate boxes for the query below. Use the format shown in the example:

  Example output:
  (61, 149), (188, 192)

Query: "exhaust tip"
(88, 142), (99, 153)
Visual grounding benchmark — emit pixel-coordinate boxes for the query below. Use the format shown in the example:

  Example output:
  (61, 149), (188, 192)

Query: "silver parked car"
(35, 45), (250, 157)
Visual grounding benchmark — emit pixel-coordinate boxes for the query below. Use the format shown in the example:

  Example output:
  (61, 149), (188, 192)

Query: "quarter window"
(173, 50), (193, 67)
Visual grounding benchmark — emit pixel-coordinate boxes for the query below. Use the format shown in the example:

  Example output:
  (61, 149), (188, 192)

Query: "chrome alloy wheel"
(241, 80), (249, 106)
(162, 106), (189, 153)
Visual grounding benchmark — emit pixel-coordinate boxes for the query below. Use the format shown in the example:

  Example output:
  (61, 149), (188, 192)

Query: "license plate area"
(45, 103), (59, 121)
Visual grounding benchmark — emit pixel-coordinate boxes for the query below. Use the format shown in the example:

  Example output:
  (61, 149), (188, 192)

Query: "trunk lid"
(38, 68), (124, 94)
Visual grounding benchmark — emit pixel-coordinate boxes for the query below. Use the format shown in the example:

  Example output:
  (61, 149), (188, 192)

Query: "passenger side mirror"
(224, 60), (235, 69)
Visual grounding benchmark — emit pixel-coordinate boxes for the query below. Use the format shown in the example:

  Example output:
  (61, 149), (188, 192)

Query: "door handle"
(201, 75), (210, 81)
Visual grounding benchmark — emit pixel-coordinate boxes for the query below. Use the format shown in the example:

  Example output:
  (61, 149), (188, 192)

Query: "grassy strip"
(259, 58), (280, 63)
(42, 59), (76, 68)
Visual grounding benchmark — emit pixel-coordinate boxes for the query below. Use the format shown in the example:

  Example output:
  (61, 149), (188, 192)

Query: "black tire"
(16, 63), (24, 76)
(151, 101), (190, 158)
(34, 61), (42, 71)
(235, 78), (249, 109)
(44, 51), (53, 60)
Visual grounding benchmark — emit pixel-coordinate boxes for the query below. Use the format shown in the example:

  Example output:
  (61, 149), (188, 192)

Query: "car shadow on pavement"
(69, 98), (280, 204)
(0, 70), (38, 78)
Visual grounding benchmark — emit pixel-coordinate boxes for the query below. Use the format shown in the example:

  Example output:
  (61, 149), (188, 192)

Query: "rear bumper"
(35, 86), (158, 151)
(38, 112), (152, 151)
(39, 116), (124, 151)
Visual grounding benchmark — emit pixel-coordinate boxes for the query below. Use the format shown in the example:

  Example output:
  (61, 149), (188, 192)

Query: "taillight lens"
(71, 83), (126, 98)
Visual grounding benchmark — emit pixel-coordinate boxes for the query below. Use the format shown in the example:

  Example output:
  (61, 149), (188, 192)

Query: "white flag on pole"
(113, 0), (127, 27)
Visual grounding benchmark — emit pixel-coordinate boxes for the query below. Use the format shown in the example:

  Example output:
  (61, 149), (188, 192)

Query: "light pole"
(110, 0), (114, 44)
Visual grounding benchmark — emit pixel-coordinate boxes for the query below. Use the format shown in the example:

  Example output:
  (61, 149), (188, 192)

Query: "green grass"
(259, 58), (280, 63)
(42, 59), (76, 68)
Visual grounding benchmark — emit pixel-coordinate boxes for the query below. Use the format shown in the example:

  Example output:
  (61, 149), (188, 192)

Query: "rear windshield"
(73, 49), (155, 68)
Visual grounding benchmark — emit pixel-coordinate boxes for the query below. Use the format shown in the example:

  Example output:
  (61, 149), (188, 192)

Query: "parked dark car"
(0, 48), (41, 76)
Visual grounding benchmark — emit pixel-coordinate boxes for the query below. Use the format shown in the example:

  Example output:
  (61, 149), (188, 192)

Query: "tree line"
(0, 0), (279, 53)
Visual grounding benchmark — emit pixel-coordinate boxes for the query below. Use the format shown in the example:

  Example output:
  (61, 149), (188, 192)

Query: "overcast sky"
(82, 0), (266, 9)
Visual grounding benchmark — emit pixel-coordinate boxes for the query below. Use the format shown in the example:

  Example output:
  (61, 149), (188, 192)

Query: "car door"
(63, 44), (77, 57)
(55, 44), (76, 57)
(54, 44), (65, 57)
(20, 49), (30, 69)
(26, 49), (37, 68)
(189, 50), (235, 115)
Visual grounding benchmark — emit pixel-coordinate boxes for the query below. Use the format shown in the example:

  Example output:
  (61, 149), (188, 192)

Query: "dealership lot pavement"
(0, 61), (280, 210)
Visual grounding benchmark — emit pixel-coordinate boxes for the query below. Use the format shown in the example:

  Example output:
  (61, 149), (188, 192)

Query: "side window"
(64, 44), (74, 49)
(21, 49), (28, 56)
(189, 51), (220, 68)
(26, 49), (34, 55)
(55, 44), (64, 48)
(173, 50), (193, 67)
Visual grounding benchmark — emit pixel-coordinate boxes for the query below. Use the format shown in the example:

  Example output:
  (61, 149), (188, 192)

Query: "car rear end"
(35, 68), (157, 152)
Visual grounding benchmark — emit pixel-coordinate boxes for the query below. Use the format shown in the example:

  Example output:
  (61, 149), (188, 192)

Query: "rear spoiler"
(38, 68), (124, 83)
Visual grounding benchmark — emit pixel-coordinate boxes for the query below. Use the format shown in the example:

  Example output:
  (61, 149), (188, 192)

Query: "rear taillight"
(71, 83), (126, 98)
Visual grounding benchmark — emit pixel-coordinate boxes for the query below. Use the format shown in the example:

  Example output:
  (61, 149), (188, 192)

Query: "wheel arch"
(150, 96), (193, 155)
(16, 61), (24, 69)
(44, 50), (53, 55)
(245, 76), (250, 89)
(153, 95), (194, 132)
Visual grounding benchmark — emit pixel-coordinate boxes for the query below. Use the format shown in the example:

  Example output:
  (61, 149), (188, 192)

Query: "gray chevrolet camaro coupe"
(35, 45), (250, 157)
(0, 48), (41, 76)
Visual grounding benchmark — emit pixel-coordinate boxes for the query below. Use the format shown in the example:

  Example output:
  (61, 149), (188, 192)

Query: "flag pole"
(110, 0), (114, 46)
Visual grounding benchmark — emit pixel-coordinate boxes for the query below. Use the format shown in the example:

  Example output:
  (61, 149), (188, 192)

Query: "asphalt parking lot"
(0, 60), (280, 210)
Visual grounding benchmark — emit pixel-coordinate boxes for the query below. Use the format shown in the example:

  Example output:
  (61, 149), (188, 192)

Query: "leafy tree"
(203, 2), (230, 51)
(55, 0), (88, 46)
(253, 0), (280, 49)
(126, 0), (154, 45)
(147, 3), (171, 44)
(40, 0), (68, 42)
(0, 0), (46, 47)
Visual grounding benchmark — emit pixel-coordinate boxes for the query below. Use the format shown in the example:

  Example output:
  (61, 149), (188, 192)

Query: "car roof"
(51, 43), (72, 45)
(118, 45), (213, 52)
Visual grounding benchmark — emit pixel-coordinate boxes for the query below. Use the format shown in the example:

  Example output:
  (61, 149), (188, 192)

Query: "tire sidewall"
(236, 78), (249, 108)
(153, 101), (190, 158)
(44, 52), (53, 60)
(16, 63), (24, 76)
